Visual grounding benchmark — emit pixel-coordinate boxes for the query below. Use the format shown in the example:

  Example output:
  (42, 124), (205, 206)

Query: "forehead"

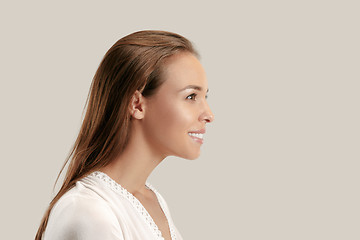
(160, 52), (207, 91)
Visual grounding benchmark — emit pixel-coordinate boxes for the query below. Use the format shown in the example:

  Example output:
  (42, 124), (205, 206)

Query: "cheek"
(146, 100), (194, 137)
(158, 103), (193, 132)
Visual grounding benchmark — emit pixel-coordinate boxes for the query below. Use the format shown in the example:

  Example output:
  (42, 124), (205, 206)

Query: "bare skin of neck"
(100, 119), (165, 197)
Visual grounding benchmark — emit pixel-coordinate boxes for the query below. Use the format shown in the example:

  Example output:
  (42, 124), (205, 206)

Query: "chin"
(168, 142), (202, 160)
(178, 150), (201, 160)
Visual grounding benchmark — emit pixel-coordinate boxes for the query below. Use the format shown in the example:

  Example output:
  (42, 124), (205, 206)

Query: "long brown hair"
(35, 30), (198, 240)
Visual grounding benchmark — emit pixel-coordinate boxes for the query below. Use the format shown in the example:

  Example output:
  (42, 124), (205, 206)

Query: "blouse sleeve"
(44, 194), (124, 240)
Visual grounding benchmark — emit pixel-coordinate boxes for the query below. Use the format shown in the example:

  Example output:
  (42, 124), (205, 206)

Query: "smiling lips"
(188, 129), (205, 144)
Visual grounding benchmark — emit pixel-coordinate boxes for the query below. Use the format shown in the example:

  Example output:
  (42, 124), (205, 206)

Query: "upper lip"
(188, 129), (206, 134)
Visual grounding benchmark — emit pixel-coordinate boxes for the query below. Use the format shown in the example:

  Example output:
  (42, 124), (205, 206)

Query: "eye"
(186, 93), (197, 100)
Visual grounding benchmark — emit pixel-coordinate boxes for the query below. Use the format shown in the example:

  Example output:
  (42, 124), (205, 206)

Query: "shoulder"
(44, 182), (124, 240)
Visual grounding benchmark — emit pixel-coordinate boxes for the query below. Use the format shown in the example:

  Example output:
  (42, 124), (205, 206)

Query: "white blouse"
(43, 171), (183, 240)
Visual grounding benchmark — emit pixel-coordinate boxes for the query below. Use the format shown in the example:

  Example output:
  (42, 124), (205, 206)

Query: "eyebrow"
(179, 85), (209, 93)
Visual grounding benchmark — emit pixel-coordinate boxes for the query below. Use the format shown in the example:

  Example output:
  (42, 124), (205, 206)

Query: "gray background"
(1, 0), (359, 239)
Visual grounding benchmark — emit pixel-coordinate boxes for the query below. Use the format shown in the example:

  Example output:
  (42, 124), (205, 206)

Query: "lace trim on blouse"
(90, 171), (177, 240)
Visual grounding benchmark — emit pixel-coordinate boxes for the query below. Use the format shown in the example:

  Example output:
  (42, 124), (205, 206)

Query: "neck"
(100, 122), (165, 196)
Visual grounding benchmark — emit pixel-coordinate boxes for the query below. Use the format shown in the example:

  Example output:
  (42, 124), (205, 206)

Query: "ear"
(129, 90), (146, 120)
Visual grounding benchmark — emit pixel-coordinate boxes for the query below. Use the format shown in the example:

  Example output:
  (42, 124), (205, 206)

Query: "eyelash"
(186, 93), (208, 100)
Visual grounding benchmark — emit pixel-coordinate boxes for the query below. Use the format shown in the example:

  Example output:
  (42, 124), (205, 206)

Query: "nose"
(200, 101), (214, 123)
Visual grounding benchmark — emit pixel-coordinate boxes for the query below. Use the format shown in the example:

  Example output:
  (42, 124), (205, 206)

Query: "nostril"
(205, 114), (214, 123)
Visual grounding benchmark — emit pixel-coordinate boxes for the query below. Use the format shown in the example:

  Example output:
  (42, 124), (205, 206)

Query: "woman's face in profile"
(143, 52), (214, 160)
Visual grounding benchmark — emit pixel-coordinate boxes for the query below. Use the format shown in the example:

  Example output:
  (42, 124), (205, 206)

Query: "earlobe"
(132, 110), (143, 119)
(129, 90), (145, 120)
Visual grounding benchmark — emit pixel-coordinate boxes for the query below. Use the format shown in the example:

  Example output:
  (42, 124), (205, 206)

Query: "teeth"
(188, 133), (204, 139)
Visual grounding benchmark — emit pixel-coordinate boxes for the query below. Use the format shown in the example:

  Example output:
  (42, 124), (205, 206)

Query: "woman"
(35, 30), (214, 240)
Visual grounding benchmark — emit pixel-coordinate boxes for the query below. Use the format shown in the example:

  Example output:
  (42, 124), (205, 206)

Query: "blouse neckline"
(88, 171), (177, 240)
